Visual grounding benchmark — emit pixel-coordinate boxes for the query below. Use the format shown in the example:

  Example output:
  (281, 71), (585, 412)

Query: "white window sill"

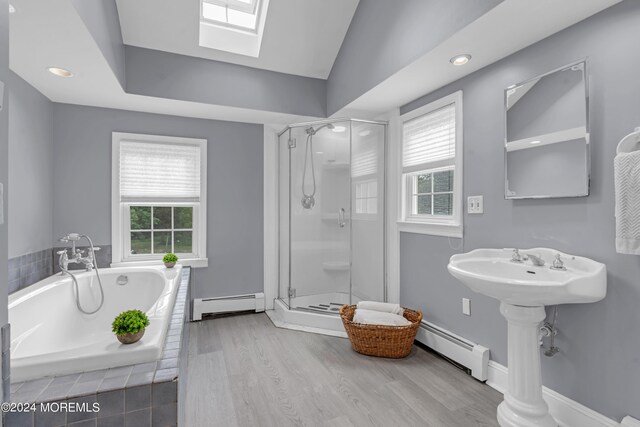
(397, 221), (462, 238)
(111, 258), (208, 268)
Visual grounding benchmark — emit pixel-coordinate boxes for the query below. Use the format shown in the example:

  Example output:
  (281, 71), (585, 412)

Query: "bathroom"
(1, 0), (640, 426)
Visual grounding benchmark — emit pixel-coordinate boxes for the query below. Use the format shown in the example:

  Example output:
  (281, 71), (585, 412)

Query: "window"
(112, 133), (208, 267)
(355, 180), (377, 215)
(201, 0), (261, 32)
(199, 0), (270, 57)
(399, 91), (463, 237)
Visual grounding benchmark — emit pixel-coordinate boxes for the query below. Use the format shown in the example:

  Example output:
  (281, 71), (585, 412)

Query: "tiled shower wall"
(7, 245), (112, 294)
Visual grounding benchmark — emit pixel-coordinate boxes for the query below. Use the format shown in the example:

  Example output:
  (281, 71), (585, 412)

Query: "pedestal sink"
(447, 248), (606, 427)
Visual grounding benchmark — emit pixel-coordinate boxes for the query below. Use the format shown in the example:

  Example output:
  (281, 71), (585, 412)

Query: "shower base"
(267, 292), (362, 337)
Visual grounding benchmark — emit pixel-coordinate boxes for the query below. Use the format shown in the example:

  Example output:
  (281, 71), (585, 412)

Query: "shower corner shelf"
(322, 262), (350, 271)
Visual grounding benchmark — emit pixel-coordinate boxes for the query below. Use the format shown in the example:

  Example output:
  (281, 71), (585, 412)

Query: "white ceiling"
(337, 0), (621, 118)
(116, 0), (360, 79)
(9, 0), (314, 126)
(9, 0), (621, 126)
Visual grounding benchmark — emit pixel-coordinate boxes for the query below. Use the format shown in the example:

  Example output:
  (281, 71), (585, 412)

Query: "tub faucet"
(58, 234), (101, 272)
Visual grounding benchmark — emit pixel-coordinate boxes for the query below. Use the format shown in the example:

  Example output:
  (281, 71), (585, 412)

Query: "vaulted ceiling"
(9, 0), (621, 125)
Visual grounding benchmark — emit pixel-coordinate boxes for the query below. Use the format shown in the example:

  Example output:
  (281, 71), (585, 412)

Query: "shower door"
(278, 119), (386, 313)
(282, 121), (351, 312)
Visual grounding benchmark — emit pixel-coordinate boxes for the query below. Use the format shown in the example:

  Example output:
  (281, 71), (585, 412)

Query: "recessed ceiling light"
(450, 54), (471, 66)
(530, 140), (541, 144)
(47, 67), (74, 78)
(359, 130), (371, 137)
(332, 126), (346, 133)
(8, 4), (15, 13)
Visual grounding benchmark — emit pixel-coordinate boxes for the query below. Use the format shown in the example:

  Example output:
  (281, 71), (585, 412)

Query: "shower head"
(305, 123), (335, 135)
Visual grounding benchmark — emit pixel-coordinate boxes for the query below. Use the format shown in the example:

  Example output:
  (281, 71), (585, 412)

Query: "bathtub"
(8, 265), (182, 383)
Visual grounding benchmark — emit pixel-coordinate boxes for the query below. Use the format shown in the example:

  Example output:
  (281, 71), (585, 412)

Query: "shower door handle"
(338, 208), (346, 228)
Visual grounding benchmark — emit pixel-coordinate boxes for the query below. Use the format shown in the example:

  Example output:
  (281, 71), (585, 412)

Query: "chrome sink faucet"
(526, 254), (545, 267)
(511, 249), (544, 267)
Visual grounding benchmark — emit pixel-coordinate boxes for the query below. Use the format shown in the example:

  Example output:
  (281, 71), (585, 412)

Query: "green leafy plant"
(163, 253), (178, 263)
(112, 310), (150, 336)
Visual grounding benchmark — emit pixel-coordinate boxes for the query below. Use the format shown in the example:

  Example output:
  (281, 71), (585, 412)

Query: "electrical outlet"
(462, 298), (471, 316)
(467, 195), (484, 214)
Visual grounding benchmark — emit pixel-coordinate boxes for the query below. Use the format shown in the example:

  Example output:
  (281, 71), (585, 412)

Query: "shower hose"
(59, 234), (105, 315)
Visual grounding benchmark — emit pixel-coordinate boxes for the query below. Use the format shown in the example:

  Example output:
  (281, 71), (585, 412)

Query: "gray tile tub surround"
(5, 268), (190, 426)
(52, 245), (112, 274)
(8, 248), (53, 294)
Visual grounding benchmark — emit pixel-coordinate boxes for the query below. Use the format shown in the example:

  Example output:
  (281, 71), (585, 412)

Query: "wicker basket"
(339, 304), (423, 358)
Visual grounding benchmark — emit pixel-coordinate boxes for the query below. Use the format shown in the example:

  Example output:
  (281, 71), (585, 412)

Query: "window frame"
(353, 178), (378, 220)
(398, 91), (463, 238)
(111, 132), (208, 268)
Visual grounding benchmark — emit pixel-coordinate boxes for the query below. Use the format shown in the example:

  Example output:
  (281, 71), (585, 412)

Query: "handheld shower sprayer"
(301, 123), (336, 209)
(57, 232), (105, 315)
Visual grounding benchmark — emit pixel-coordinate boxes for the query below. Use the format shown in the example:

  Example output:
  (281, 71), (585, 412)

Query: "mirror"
(505, 61), (589, 199)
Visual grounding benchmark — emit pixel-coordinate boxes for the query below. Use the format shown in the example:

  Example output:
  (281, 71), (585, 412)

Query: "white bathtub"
(8, 265), (182, 383)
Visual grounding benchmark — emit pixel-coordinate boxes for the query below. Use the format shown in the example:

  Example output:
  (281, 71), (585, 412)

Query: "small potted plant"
(112, 309), (150, 344)
(163, 253), (178, 268)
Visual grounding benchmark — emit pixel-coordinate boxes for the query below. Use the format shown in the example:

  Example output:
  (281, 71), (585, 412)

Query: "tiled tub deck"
(4, 267), (191, 427)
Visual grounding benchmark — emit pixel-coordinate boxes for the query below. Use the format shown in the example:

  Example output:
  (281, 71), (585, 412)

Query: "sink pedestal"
(497, 303), (557, 427)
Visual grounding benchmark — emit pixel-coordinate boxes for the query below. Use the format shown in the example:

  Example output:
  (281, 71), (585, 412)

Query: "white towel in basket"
(352, 309), (411, 326)
(615, 151), (640, 254)
(356, 301), (404, 316)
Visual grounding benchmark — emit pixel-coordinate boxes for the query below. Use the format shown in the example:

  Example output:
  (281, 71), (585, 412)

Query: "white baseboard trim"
(487, 361), (627, 427)
(621, 416), (640, 427)
(192, 293), (265, 321)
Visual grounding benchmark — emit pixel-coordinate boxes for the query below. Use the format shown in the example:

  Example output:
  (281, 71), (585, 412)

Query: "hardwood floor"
(185, 313), (501, 427)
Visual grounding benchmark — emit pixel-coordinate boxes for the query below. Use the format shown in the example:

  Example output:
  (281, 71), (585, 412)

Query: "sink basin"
(448, 248), (607, 426)
(447, 248), (606, 306)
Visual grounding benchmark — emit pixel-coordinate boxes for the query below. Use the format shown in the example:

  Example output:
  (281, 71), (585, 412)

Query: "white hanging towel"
(615, 150), (640, 254)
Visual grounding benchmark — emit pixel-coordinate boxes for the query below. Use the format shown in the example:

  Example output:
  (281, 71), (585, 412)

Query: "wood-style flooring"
(185, 313), (501, 427)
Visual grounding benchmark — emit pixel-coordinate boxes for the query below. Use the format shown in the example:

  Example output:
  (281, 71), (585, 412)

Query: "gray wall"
(125, 46), (326, 118)
(71, 0), (126, 89)
(399, 1), (640, 420)
(8, 74), (53, 257)
(52, 104), (264, 300)
(326, 0), (502, 115)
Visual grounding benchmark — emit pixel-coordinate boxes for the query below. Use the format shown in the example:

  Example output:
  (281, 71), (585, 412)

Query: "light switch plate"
(467, 195), (484, 214)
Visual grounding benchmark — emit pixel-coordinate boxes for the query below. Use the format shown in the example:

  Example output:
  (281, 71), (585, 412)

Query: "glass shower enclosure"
(278, 119), (386, 314)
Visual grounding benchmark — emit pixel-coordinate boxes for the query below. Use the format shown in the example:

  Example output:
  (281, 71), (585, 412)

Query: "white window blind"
(352, 144), (378, 178)
(120, 140), (201, 201)
(402, 103), (456, 174)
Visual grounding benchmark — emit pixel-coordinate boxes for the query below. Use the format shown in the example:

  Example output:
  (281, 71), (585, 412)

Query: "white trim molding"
(487, 360), (629, 427)
(111, 132), (208, 266)
(263, 124), (280, 310)
(621, 417), (640, 427)
(398, 90), (464, 237)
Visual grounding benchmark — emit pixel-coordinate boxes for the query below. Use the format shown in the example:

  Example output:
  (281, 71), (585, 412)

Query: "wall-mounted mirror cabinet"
(504, 60), (589, 199)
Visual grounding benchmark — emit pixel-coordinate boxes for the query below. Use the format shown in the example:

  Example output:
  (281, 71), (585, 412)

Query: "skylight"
(201, 0), (261, 33)
(199, 0), (269, 57)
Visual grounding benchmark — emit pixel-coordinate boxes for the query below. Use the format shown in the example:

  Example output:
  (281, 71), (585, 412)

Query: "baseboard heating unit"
(192, 293), (265, 321)
(415, 321), (489, 381)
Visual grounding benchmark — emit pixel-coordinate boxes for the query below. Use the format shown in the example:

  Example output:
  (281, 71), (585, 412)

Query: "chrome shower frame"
(276, 118), (389, 313)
